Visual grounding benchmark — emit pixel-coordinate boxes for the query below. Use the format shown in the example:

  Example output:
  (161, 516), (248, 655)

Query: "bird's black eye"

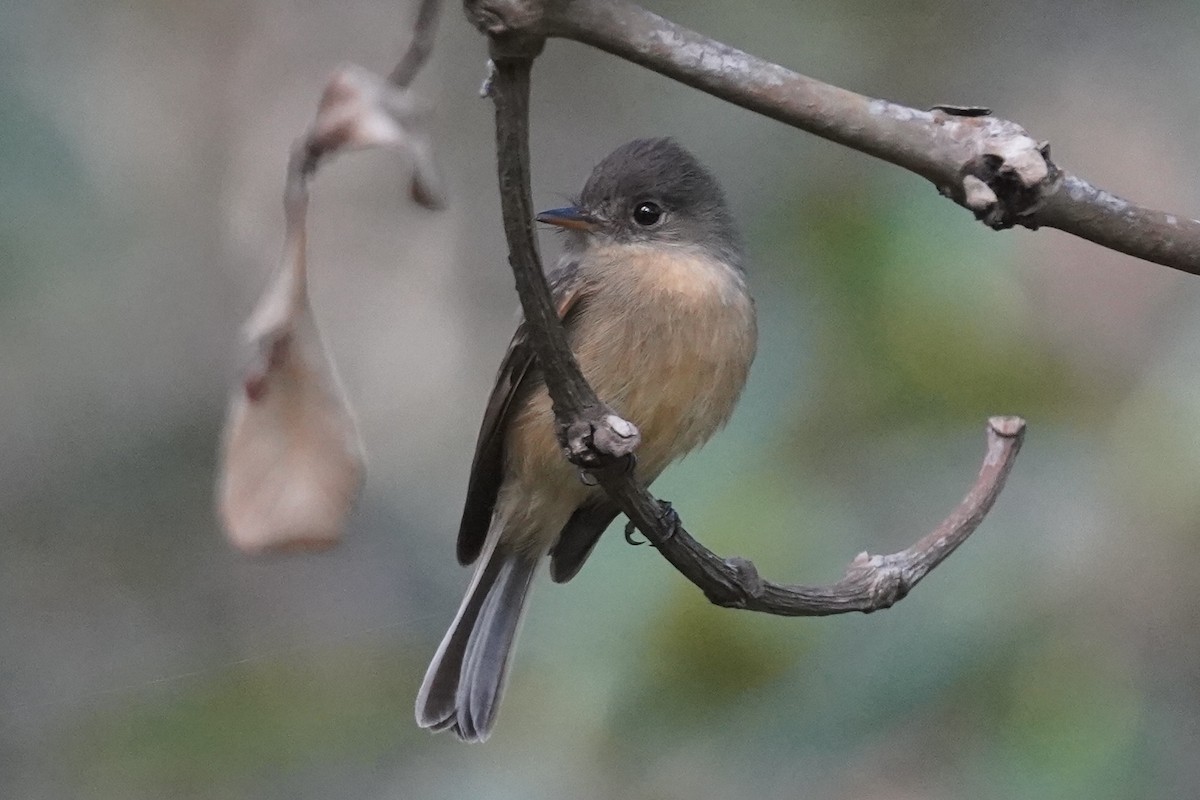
(632, 201), (663, 227)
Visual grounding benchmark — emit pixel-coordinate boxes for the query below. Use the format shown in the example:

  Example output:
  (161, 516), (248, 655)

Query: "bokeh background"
(3, 1), (1200, 797)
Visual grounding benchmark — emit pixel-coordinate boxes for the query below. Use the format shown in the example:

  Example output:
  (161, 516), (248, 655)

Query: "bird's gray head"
(537, 138), (743, 269)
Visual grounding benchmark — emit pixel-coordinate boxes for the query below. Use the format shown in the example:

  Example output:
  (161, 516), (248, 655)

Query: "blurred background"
(3, 1), (1200, 797)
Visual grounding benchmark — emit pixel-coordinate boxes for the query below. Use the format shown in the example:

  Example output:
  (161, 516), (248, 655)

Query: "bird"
(415, 137), (757, 741)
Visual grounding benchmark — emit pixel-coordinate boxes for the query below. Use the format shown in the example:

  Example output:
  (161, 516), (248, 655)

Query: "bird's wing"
(548, 502), (621, 582)
(456, 262), (589, 566)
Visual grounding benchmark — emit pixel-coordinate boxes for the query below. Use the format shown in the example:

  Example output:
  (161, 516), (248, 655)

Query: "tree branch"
(486, 49), (1026, 615)
(468, 0), (1200, 274)
(489, 49), (643, 464)
(612, 417), (1025, 615)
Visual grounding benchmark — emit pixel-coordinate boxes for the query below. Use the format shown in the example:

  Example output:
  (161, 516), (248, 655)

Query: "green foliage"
(780, 178), (1107, 444)
(68, 646), (424, 797)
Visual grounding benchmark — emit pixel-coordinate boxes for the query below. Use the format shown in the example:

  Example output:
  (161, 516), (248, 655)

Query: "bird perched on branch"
(416, 137), (757, 741)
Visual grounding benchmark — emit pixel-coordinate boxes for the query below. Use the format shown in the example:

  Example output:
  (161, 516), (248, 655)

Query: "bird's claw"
(622, 500), (680, 547)
(655, 500), (681, 542)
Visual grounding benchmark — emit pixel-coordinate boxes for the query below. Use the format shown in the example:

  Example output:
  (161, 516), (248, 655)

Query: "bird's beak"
(536, 206), (599, 232)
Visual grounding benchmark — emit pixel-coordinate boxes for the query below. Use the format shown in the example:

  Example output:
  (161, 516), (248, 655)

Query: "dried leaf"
(216, 225), (364, 554)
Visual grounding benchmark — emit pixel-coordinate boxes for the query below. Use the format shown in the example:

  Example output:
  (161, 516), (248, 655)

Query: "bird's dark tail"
(415, 543), (538, 742)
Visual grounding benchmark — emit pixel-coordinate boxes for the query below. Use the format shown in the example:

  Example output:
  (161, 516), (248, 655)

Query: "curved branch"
(611, 417), (1025, 615)
(486, 52), (1026, 616)
(467, 0), (1200, 274)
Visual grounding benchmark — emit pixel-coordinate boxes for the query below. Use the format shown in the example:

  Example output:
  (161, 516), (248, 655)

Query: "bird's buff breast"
(499, 244), (756, 551)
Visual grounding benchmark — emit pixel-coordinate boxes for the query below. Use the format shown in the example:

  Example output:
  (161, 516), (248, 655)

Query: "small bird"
(415, 138), (757, 741)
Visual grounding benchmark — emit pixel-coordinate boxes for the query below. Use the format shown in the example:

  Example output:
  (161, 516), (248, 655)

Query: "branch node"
(466, 0), (547, 38)
(725, 556), (764, 597)
(847, 553), (909, 612)
(474, 0), (547, 62)
(958, 119), (1062, 229)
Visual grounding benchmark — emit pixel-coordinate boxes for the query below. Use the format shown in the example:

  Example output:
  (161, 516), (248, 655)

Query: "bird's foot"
(562, 409), (640, 472)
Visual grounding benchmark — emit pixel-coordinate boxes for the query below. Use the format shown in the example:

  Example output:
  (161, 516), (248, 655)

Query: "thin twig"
(489, 56), (599, 418)
(466, 0), (1200, 274)
(489, 49), (637, 458)
(390, 0), (442, 88)
(486, 50), (1026, 616)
